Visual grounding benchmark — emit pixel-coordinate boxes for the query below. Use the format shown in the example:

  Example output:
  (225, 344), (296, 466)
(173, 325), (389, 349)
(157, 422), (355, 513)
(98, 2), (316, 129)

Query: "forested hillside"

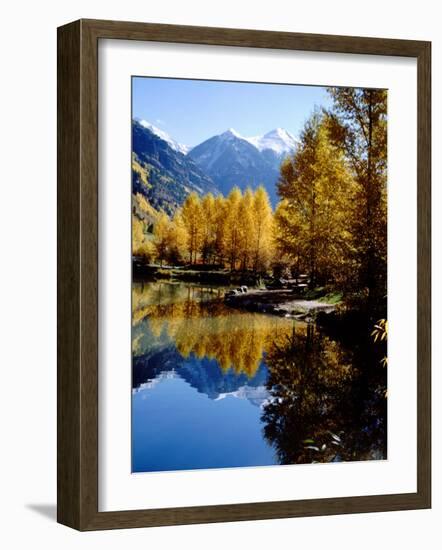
(132, 120), (218, 215)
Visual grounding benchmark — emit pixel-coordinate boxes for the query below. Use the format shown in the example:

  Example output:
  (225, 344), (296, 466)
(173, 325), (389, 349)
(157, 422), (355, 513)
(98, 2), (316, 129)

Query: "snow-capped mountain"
(190, 128), (264, 172)
(189, 129), (277, 200)
(246, 127), (298, 156)
(138, 119), (190, 155)
(132, 120), (217, 215)
(188, 127), (297, 205)
(138, 121), (297, 160)
(133, 121), (298, 207)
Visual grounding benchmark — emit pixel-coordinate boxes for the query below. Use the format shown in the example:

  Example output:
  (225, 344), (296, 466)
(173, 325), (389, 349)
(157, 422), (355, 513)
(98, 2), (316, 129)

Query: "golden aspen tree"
(326, 88), (387, 306)
(238, 188), (255, 270)
(224, 187), (242, 270)
(276, 113), (356, 286)
(181, 192), (203, 264)
(132, 216), (155, 260)
(252, 186), (273, 273)
(273, 198), (304, 275)
(213, 195), (227, 266)
(132, 216), (145, 254)
(313, 123), (356, 284)
(153, 212), (171, 266)
(277, 115), (320, 283)
(167, 208), (188, 264)
(200, 193), (217, 264)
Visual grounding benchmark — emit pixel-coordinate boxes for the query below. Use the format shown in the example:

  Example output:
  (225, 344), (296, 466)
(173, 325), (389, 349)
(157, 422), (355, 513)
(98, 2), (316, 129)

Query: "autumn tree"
(224, 187), (242, 270)
(238, 188), (255, 270)
(153, 212), (171, 266)
(276, 113), (355, 286)
(132, 216), (155, 261)
(132, 190), (156, 261)
(181, 192), (203, 264)
(167, 208), (188, 264)
(273, 198), (304, 276)
(200, 193), (217, 264)
(142, 186), (275, 273)
(252, 186), (273, 273)
(325, 88), (387, 306)
(213, 194), (227, 265)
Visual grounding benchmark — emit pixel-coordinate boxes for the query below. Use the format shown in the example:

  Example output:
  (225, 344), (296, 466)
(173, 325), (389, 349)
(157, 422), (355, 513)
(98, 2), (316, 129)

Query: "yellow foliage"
(276, 114), (358, 285)
(132, 215), (155, 260)
(132, 153), (150, 187)
(181, 192), (203, 264)
(134, 192), (157, 219)
(146, 187), (275, 272)
(252, 186), (273, 272)
(132, 281), (296, 376)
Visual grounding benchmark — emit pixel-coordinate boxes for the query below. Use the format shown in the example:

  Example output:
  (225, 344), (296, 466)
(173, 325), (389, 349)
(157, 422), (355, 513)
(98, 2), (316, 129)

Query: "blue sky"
(132, 77), (331, 147)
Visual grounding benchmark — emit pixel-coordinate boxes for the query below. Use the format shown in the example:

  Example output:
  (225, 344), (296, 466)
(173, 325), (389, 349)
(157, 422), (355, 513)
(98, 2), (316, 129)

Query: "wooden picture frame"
(57, 18), (431, 530)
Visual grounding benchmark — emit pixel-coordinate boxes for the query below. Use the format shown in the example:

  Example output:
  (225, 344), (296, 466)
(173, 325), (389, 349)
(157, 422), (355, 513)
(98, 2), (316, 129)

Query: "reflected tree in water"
(132, 281), (387, 466)
(132, 282), (294, 377)
(262, 323), (387, 464)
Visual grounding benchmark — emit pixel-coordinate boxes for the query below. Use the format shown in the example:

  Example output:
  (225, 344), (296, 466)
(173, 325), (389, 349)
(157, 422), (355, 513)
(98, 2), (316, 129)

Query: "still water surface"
(132, 281), (386, 473)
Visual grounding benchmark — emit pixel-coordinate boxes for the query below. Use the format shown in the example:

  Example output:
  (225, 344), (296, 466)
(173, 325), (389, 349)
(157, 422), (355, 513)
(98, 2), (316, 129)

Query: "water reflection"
(132, 281), (386, 472)
(133, 282), (291, 377)
(263, 324), (387, 464)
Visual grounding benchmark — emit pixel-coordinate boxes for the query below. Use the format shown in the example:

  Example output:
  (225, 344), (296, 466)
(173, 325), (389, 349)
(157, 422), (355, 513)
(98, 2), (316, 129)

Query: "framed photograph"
(57, 19), (431, 530)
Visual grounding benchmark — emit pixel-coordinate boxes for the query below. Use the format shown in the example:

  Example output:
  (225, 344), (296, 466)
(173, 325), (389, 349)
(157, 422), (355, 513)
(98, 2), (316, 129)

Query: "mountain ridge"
(188, 127), (297, 205)
(132, 120), (298, 209)
(136, 120), (298, 159)
(138, 119), (190, 155)
(132, 120), (217, 215)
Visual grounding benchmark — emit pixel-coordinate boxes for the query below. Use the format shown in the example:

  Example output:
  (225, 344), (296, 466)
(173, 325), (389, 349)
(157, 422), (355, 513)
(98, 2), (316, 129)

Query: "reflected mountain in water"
(132, 281), (387, 472)
(133, 346), (270, 405)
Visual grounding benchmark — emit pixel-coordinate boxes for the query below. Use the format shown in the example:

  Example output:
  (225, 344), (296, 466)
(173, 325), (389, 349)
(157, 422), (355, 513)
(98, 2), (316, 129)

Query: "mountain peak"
(218, 127), (297, 157)
(222, 128), (243, 139)
(264, 127), (291, 138)
(138, 119), (190, 155)
(246, 128), (297, 156)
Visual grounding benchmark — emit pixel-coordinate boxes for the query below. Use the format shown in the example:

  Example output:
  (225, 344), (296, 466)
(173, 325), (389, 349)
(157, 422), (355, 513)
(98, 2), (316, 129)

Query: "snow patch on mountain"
(214, 384), (271, 408)
(246, 128), (298, 156)
(216, 127), (298, 157)
(222, 128), (244, 139)
(138, 122), (297, 158)
(138, 120), (190, 155)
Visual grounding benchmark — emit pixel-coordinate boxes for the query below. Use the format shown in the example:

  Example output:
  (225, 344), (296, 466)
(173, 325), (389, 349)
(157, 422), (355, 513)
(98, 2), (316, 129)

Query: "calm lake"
(132, 281), (387, 473)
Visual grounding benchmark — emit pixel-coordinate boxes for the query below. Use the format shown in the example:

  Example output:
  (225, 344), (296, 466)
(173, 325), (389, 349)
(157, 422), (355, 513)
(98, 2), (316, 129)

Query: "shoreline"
(224, 288), (337, 321)
(133, 262), (260, 286)
(133, 262), (340, 321)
